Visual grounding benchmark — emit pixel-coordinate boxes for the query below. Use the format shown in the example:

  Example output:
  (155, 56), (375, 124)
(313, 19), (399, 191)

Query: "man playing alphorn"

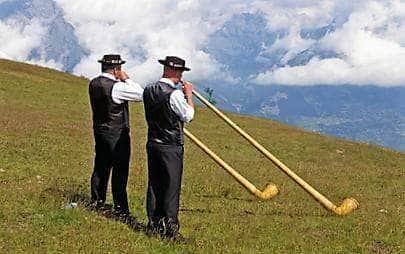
(143, 56), (194, 241)
(88, 54), (143, 217)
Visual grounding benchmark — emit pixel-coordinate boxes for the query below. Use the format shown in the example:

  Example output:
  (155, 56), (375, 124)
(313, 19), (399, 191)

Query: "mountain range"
(1, 0), (404, 151)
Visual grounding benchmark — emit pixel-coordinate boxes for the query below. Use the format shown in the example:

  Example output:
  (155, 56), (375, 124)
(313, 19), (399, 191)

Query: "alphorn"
(184, 128), (278, 200)
(191, 90), (359, 215)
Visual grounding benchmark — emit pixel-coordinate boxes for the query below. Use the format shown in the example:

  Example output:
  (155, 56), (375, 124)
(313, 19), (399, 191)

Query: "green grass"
(0, 59), (404, 253)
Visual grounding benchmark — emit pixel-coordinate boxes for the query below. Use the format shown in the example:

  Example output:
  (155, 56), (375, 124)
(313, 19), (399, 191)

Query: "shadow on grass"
(67, 192), (147, 233)
(195, 193), (256, 202)
(42, 185), (329, 226)
(41, 184), (147, 232)
(188, 193), (331, 217)
(179, 207), (214, 214)
(180, 206), (327, 217)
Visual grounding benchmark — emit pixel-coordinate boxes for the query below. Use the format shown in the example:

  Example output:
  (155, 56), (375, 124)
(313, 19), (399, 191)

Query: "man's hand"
(182, 81), (194, 108)
(182, 81), (193, 98)
(117, 70), (129, 81)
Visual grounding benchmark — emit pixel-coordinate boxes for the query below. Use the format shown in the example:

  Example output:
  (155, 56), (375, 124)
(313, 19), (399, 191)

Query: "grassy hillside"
(0, 59), (404, 253)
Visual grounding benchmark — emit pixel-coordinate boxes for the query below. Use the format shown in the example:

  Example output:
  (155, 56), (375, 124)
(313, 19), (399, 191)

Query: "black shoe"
(164, 218), (179, 238)
(112, 209), (131, 222)
(146, 221), (159, 237)
(126, 215), (143, 231)
(99, 203), (113, 212)
(88, 200), (109, 211)
(112, 204), (130, 215)
(146, 219), (165, 238)
(163, 219), (191, 243)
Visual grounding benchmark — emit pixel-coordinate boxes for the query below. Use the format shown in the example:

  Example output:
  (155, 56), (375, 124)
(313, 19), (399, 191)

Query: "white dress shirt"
(100, 73), (144, 104)
(159, 78), (194, 123)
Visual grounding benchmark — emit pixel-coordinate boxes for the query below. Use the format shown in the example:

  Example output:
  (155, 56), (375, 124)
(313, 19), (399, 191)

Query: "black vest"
(143, 81), (184, 145)
(89, 76), (129, 132)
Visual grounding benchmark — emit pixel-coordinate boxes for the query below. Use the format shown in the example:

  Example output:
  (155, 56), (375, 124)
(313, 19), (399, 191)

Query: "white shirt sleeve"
(111, 79), (144, 104)
(170, 90), (194, 123)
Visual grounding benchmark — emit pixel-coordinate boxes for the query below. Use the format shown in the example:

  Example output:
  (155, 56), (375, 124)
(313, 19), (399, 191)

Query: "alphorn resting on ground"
(183, 128), (279, 200)
(188, 89), (359, 216)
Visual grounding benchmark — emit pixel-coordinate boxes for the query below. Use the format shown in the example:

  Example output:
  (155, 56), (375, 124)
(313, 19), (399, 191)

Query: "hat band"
(168, 62), (184, 68)
(100, 59), (122, 63)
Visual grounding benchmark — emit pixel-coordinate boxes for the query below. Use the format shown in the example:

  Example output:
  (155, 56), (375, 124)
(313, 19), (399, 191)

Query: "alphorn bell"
(184, 128), (278, 200)
(190, 90), (359, 215)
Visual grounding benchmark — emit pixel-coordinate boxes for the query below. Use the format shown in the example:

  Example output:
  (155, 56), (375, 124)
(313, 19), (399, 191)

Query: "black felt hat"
(98, 54), (126, 65)
(158, 56), (190, 71)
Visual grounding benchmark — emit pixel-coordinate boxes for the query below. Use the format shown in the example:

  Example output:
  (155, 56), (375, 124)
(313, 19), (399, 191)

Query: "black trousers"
(91, 128), (131, 213)
(146, 142), (184, 228)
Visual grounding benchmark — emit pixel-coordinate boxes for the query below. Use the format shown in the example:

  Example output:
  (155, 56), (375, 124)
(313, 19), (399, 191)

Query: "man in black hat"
(88, 54), (143, 216)
(143, 56), (194, 241)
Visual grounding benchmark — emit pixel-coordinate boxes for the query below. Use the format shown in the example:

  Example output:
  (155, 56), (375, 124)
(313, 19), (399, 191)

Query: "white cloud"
(0, 18), (45, 61)
(0, 51), (9, 58)
(265, 24), (315, 65)
(27, 58), (64, 70)
(254, 0), (405, 86)
(250, 0), (337, 30)
(2, 0), (405, 86)
(57, 0), (356, 84)
(55, 0), (245, 84)
(0, 16), (65, 70)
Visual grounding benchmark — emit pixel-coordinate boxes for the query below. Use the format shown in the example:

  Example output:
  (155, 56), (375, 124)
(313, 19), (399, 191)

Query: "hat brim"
(158, 59), (190, 71)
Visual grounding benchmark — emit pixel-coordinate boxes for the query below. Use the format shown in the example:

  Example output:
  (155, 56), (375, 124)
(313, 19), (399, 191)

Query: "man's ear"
(112, 68), (120, 79)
